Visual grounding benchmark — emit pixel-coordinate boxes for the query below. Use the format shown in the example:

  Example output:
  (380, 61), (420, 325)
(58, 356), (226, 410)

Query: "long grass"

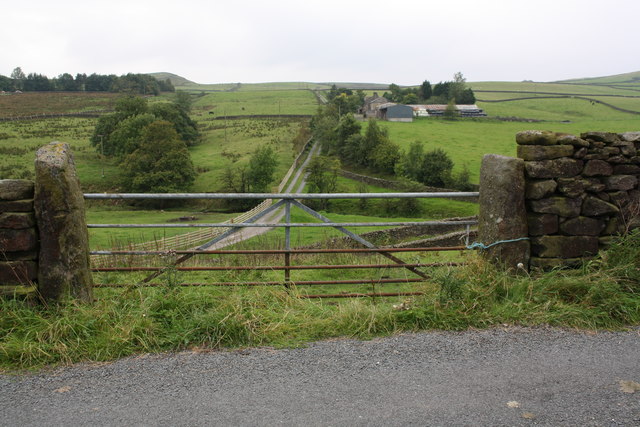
(2, 231), (639, 371)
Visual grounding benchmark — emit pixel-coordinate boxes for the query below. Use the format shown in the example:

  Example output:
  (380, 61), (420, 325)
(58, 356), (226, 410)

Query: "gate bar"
(141, 199), (287, 283)
(91, 246), (467, 255)
(291, 199), (430, 279)
(87, 220), (478, 228)
(85, 192), (479, 200)
(92, 262), (464, 272)
(301, 292), (424, 299)
(93, 278), (425, 287)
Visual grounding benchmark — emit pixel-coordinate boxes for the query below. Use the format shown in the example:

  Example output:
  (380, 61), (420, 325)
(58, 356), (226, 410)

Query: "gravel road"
(2, 327), (639, 426)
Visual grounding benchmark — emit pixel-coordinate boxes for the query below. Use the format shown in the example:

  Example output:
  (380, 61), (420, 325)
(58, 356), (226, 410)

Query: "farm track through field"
(198, 139), (321, 250)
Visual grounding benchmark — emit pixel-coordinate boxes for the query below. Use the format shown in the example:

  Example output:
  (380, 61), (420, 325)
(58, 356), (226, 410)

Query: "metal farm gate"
(86, 192), (478, 298)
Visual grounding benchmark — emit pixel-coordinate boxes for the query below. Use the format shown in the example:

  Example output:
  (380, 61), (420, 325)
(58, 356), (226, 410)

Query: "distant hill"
(556, 70), (640, 85)
(321, 82), (390, 90)
(150, 70), (640, 91)
(149, 72), (196, 87)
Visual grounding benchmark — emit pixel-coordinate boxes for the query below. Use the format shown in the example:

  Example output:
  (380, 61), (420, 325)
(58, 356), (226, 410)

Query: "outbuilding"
(378, 103), (413, 122)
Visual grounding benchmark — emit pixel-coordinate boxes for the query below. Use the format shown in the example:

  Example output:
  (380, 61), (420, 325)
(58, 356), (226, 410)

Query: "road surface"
(2, 327), (639, 426)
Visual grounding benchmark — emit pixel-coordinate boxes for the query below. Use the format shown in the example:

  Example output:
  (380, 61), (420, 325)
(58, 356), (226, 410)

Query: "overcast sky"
(2, 0), (639, 85)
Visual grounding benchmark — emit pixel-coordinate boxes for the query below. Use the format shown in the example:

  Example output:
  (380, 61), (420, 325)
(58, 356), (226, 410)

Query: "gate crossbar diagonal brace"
(141, 199), (287, 283)
(289, 199), (430, 280)
(140, 197), (433, 283)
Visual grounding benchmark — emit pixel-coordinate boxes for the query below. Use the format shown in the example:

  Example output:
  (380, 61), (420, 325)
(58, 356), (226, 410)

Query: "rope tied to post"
(466, 237), (530, 250)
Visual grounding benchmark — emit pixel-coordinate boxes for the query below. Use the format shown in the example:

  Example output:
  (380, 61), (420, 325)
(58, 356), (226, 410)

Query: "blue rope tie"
(467, 237), (530, 250)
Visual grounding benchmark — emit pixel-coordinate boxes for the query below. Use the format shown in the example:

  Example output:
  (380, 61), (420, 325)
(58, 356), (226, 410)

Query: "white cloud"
(1, 0), (638, 84)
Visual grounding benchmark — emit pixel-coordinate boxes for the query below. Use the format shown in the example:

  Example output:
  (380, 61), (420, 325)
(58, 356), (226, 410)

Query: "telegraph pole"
(98, 134), (104, 178)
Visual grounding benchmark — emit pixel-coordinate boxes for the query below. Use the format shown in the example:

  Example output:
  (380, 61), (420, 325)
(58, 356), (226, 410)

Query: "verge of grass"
(2, 231), (639, 371)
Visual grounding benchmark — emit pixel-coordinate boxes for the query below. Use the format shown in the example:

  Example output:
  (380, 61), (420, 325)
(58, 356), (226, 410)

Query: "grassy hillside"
(177, 82), (332, 92)
(0, 92), (119, 116)
(557, 70), (640, 85)
(0, 91), (312, 194)
(190, 89), (318, 117)
(2, 71), (638, 191)
(366, 74), (640, 184)
(190, 118), (306, 192)
(376, 117), (638, 184)
(469, 76), (640, 123)
(149, 72), (196, 87)
(470, 81), (640, 96)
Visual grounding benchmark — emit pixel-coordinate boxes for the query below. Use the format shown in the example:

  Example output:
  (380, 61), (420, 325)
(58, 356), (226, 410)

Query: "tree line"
(323, 72), (476, 118)
(313, 111), (472, 190)
(383, 72), (476, 105)
(0, 67), (174, 95)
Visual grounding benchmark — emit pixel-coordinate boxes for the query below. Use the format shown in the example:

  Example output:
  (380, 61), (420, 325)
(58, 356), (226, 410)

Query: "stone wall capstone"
(517, 130), (640, 269)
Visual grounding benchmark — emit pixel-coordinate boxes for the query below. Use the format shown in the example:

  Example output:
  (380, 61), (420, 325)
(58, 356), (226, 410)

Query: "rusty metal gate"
(86, 192), (478, 298)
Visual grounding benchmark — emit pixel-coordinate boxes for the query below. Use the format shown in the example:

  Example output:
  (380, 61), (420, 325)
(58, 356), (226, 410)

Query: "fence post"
(34, 142), (93, 302)
(284, 199), (291, 286)
(478, 154), (530, 271)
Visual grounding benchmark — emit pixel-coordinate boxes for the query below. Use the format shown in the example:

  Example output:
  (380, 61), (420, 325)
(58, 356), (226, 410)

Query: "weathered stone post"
(478, 154), (530, 270)
(34, 142), (93, 302)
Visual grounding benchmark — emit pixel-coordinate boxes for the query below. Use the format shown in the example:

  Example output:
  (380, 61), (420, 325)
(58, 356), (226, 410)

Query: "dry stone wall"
(0, 143), (93, 302)
(0, 180), (38, 286)
(517, 130), (640, 269)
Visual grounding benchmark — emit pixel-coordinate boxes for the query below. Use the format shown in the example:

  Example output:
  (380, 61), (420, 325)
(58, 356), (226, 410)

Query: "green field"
(0, 91), (313, 193)
(190, 117), (306, 192)
(468, 77), (640, 121)
(375, 117), (639, 184)
(367, 75), (640, 184)
(0, 92), (119, 116)
(3, 75), (640, 370)
(1, 72), (638, 243)
(177, 82), (332, 92)
(470, 81), (640, 97)
(558, 70), (640, 85)
(86, 208), (237, 249)
(190, 89), (319, 118)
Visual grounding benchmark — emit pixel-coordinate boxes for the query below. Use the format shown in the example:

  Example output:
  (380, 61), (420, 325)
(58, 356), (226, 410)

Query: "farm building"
(377, 103), (414, 122)
(360, 92), (388, 117)
(457, 104), (487, 117)
(411, 104), (486, 117)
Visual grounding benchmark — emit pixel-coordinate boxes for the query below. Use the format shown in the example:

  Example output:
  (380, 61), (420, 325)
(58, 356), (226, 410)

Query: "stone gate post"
(34, 142), (93, 302)
(478, 154), (530, 270)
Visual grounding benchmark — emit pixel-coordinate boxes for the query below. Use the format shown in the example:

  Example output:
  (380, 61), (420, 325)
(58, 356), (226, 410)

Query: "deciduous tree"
(420, 148), (454, 187)
(306, 155), (340, 209)
(121, 121), (195, 193)
(247, 146), (278, 193)
(419, 80), (432, 101)
(396, 141), (425, 181)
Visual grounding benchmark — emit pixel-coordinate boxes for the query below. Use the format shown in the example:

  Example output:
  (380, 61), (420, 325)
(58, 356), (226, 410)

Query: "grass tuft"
(2, 232), (639, 371)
